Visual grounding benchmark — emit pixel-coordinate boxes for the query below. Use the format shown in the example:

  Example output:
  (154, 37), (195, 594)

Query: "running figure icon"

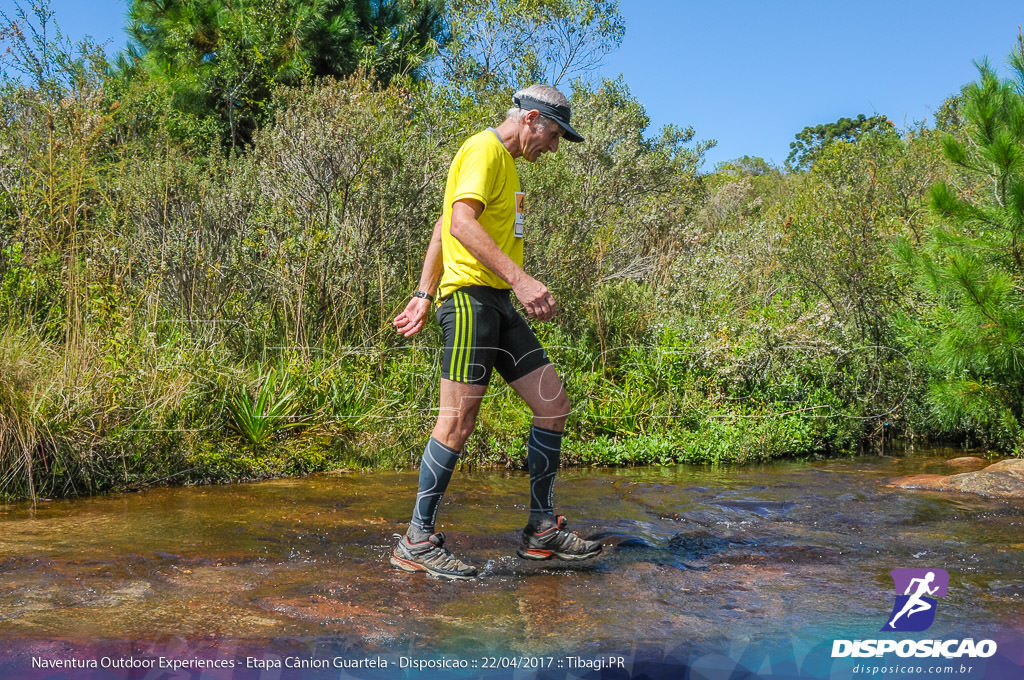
(888, 571), (939, 629)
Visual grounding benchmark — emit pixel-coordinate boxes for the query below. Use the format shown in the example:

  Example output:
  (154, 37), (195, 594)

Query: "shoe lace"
(424, 535), (469, 570)
(433, 547), (466, 570)
(552, 528), (589, 551)
(541, 517), (594, 551)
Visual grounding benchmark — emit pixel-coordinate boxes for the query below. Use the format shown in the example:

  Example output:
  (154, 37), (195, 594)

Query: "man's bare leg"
(391, 379), (488, 580)
(408, 378), (487, 537)
(431, 378), (488, 451)
(507, 363), (599, 561)
(509, 363), (571, 432)
(509, 364), (571, 526)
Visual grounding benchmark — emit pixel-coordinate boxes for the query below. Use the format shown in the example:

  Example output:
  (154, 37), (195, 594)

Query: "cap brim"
(561, 122), (584, 143)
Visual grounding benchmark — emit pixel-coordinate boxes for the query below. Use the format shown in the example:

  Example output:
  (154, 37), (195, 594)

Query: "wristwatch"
(412, 291), (434, 302)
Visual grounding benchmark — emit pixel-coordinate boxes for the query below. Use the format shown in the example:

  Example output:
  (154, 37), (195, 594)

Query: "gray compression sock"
(410, 437), (461, 535)
(527, 425), (563, 527)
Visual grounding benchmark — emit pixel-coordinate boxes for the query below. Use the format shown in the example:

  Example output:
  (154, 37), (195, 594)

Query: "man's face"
(522, 114), (564, 162)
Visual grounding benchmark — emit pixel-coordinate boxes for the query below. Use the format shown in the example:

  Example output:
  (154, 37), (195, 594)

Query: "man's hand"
(394, 296), (432, 337)
(513, 275), (557, 321)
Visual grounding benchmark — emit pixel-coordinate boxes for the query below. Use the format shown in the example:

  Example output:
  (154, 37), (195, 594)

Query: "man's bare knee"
(532, 390), (570, 419)
(431, 419), (471, 451)
(432, 404), (481, 451)
(530, 391), (569, 432)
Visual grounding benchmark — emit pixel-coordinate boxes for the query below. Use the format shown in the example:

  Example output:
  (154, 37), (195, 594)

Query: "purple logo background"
(890, 568), (949, 597)
(881, 568), (949, 632)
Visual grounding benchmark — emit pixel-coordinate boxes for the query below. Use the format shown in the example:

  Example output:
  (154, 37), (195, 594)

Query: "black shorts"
(436, 285), (551, 385)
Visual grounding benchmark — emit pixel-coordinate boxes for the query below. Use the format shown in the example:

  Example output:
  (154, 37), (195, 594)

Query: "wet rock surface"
(946, 456), (989, 468)
(889, 458), (1024, 499)
(0, 453), (1021, 661)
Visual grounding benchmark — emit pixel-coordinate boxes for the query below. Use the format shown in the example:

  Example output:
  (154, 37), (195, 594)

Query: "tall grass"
(0, 329), (47, 501)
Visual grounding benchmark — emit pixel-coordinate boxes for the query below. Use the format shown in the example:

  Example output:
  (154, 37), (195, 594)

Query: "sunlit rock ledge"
(945, 456), (989, 468)
(888, 459), (1024, 499)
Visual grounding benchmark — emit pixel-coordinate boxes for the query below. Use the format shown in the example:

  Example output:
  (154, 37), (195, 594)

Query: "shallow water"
(1, 449), (1022, 676)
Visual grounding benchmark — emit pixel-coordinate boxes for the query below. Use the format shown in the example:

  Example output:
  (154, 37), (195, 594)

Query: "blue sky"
(602, 2), (1023, 168)
(12, 0), (1024, 169)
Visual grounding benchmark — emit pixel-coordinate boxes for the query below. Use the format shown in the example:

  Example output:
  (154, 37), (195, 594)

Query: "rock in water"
(886, 474), (951, 492)
(944, 459), (1024, 499)
(945, 456), (988, 468)
(888, 459), (1024, 499)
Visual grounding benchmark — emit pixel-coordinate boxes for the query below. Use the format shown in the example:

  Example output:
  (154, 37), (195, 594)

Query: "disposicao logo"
(881, 568), (948, 632)
(831, 568), (998, 660)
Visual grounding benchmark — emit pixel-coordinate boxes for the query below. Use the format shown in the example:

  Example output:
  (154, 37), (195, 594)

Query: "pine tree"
(901, 45), (1024, 450)
(302, 0), (446, 82)
(123, 0), (445, 150)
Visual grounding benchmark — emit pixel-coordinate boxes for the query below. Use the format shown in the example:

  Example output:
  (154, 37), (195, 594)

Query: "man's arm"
(393, 215), (443, 338)
(449, 199), (557, 321)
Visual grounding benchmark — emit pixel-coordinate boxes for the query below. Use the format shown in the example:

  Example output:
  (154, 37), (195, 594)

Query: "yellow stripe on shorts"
(450, 292), (463, 381)
(450, 291), (474, 382)
(463, 292), (474, 381)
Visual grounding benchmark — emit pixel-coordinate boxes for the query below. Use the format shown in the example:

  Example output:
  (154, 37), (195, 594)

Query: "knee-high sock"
(528, 425), (563, 525)
(411, 437), (460, 536)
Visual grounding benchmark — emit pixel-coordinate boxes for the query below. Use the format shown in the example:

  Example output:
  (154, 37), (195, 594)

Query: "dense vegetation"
(0, 0), (1021, 500)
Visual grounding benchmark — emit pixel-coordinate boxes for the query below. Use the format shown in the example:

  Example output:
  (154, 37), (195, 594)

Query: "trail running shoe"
(517, 515), (602, 561)
(390, 531), (478, 581)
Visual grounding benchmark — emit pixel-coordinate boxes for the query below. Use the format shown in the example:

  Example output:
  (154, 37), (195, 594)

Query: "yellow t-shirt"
(438, 129), (523, 298)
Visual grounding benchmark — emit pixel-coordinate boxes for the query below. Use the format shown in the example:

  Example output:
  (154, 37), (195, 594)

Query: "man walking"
(390, 84), (601, 580)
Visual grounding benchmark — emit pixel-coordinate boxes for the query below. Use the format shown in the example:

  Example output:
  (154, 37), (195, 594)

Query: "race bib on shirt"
(514, 191), (525, 238)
